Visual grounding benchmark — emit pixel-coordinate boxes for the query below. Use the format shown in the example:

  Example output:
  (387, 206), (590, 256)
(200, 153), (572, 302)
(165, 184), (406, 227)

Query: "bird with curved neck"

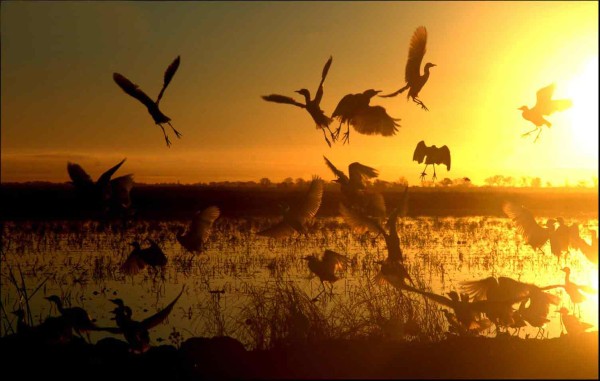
(559, 267), (597, 316)
(262, 56), (335, 146)
(380, 26), (436, 111)
(45, 295), (97, 341)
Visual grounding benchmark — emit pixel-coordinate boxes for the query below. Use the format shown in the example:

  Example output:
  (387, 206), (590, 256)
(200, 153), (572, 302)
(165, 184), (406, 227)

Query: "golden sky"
(1, 1), (598, 185)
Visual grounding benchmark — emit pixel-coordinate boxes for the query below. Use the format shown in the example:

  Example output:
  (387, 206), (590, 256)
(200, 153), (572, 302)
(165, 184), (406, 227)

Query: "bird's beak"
(294, 90), (302, 94)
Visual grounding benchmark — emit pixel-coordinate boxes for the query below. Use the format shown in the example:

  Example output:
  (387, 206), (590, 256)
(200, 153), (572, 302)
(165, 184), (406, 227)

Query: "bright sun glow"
(564, 56), (599, 158)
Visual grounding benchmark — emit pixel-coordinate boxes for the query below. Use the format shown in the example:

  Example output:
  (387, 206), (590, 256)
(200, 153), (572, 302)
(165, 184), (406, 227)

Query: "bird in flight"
(412, 141), (451, 181)
(262, 56), (336, 147)
(113, 56), (182, 147)
(380, 26), (436, 111)
(257, 176), (324, 238)
(519, 83), (572, 142)
(67, 158), (133, 215)
(303, 249), (349, 300)
(502, 202), (554, 254)
(332, 89), (400, 144)
(177, 206), (220, 254)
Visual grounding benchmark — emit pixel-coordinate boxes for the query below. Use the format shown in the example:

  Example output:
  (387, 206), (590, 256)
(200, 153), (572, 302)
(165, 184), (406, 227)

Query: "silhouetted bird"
(67, 158), (133, 214)
(257, 177), (323, 238)
(121, 239), (168, 275)
(12, 309), (74, 344)
(519, 83), (572, 142)
(114, 56), (182, 147)
(412, 140), (451, 181)
(559, 267), (597, 315)
(177, 206), (220, 254)
(380, 26), (436, 111)
(303, 249), (348, 299)
(45, 295), (97, 341)
(558, 307), (593, 336)
(332, 89), (400, 144)
(107, 286), (185, 353)
(503, 202), (552, 253)
(323, 156), (385, 218)
(556, 219), (598, 264)
(262, 56), (336, 146)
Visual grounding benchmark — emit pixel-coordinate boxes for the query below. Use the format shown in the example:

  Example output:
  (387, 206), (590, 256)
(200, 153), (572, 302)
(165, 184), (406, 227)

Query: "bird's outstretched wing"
(113, 73), (156, 109)
(339, 202), (385, 235)
(502, 202), (549, 247)
(460, 277), (498, 301)
(97, 158), (127, 186)
(256, 221), (296, 238)
(121, 251), (146, 275)
(534, 83), (572, 115)
(352, 106), (400, 136)
(315, 56), (333, 104)
(67, 163), (94, 189)
(322, 249), (348, 272)
(293, 176), (324, 224)
(413, 141), (427, 163)
(323, 156), (347, 182)
(405, 26), (428, 85)
(348, 162), (379, 189)
(438, 145), (451, 170)
(332, 93), (359, 121)
(156, 56), (181, 105)
(141, 286), (185, 330)
(385, 186), (408, 232)
(262, 94), (305, 108)
(111, 174), (134, 209)
(190, 206), (220, 244)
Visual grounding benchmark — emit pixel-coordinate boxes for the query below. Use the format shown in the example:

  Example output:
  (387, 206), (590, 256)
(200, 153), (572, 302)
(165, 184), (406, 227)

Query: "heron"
(262, 56), (336, 147)
(502, 202), (552, 253)
(45, 295), (97, 341)
(67, 158), (133, 214)
(303, 249), (348, 300)
(121, 239), (168, 275)
(323, 156), (385, 218)
(380, 26), (436, 111)
(113, 56), (182, 147)
(177, 206), (220, 254)
(558, 307), (593, 336)
(519, 83), (572, 142)
(412, 140), (451, 181)
(257, 176), (323, 238)
(558, 267), (597, 316)
(107, 286), (185, 354)
(331, 89), (400, 144)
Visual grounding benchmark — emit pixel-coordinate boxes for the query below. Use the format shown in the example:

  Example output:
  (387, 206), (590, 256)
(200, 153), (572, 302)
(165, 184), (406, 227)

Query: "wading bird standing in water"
(257, 177), (324, 238)
(262, 56), (336, 146)
(332, 89), (400, 144)
(303, 249), (348, 300)
(177, 206), (220, 254)
(412, 141), (451, 181)
(519, 83), (572, 142)
(380, 26), (436, 111)
(121, 239), (168, 275)
(113, 56), (182, 147)
(67, 158), (133, 215)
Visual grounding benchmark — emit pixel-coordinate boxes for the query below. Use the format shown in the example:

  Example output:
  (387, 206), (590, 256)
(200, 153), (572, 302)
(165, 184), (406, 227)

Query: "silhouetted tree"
(260, 178), (272, 187)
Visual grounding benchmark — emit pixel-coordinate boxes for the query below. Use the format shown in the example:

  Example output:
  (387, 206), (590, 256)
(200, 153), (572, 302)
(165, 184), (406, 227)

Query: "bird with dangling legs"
(303, 249), (348, 302)
(518, 83), (572, 143)
(380, 26), (436, 111)
(262, 56), (336, 147)
(113, 56), (182, 147)
(412, 140), (451, 182)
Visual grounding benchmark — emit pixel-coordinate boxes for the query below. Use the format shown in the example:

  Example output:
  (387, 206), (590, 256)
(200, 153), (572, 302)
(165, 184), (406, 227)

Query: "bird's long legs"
(412, 97), (429, 111)
(419, 165), (429, 181)
(167, 122), (182, 139)
(521, 127), (543, 142)
(158, 124), (172, 147)
(332, 121), (351, 145)
(432, 165), (438, 181)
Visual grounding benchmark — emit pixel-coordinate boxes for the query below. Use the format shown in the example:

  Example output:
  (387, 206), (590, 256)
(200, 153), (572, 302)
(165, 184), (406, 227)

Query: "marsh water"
(1, 216), (598, 349)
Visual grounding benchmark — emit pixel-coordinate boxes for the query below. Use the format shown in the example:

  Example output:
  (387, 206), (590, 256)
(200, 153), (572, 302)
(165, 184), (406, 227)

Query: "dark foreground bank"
(1, 332), (597, 380)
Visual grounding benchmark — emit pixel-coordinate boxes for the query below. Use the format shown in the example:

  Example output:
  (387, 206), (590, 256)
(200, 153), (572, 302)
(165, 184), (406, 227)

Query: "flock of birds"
(12, 26), (592, 354)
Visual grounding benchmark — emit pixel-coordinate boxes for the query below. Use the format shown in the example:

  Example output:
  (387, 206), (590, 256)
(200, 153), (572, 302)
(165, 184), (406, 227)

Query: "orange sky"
(1, 1), (598, 185)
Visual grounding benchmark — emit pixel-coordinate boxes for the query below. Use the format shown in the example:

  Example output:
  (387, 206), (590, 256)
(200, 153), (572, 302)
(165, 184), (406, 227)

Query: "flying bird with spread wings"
(113, 56), (182, 147)
(257, 176), (324, 238)
(332, 89), (400, 144)
(519, 83), (572, 142)
(380, 26), (436, 111)
(262, 56), (336, 146)
(412, 140), (451, 181)
(303, 249), (349, 300)
(177, 206), (220, 254)
(67, 158), (133, 215)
